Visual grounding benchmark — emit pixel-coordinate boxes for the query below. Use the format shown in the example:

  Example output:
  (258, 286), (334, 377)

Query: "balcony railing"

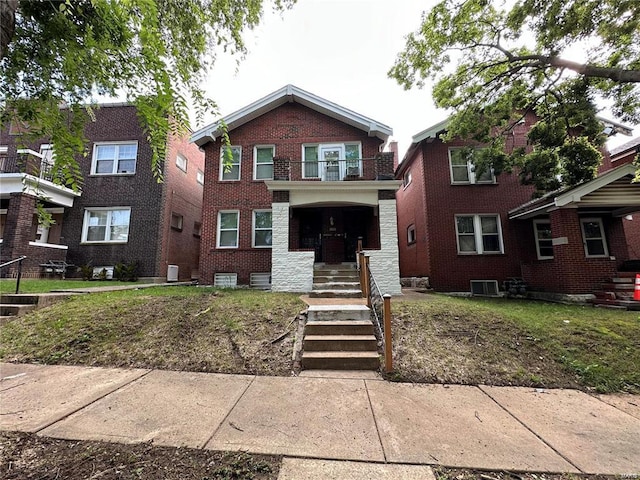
(0, 152), (56, 182)
(273, 153), (395, 182)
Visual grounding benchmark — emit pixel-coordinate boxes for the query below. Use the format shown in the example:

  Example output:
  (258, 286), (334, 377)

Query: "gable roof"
(190, 84), (393, 147)
(508, 163), (639, 219)
(609, 136), (640, 159)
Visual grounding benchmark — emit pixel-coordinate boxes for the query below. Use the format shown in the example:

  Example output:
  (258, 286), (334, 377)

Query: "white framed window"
(217, 210), (239, 248)
(302, 142), (362, 180)
(176, 154), (187, 172)
(581, 218), (609, 257)
(252, 210), (272, 248)
(403, 169), (412, 187)
(254, 145), (274, 180)
(193, 221), (202, 238)
(196, 169), (205, 185)
(91, 142), (137, 175)
(455, 214), (503, 254)
(39, 144), (55, 178)
(82, 207), (131, 243)
(449, 148), (494, 184)
(220, 146), (241, 181)
(533, 220), (553, 260)
(407, 224), (416, 244)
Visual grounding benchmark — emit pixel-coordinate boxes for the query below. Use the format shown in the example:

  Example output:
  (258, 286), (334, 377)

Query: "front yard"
(1, 286), (638, 392)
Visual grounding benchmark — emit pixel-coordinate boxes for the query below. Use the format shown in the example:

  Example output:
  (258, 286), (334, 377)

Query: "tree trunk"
(0, 0), (18, 60)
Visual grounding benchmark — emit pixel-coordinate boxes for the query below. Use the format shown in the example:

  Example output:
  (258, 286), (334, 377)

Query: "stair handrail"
(0, 255), (27, 294)
(357, 251), (393, 372)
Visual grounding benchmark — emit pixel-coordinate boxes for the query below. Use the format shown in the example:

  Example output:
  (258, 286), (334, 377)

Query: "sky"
(196, 0), (637, 159)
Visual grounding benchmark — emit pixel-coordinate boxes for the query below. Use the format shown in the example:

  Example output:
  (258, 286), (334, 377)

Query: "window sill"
(252, 246), (273, 249)
(450, 182), (498, 186)
(81, 241), (128, 245)
(90, 173), (136, 177)
(457, 252), (505, 256)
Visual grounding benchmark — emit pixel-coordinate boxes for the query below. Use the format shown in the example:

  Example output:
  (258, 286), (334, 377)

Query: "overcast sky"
(197, 0), (637, 158)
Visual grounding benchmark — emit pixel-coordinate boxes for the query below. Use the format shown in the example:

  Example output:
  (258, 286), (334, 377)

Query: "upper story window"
(449, 148), (494, 184)
(455, 214), (503, 254)
(82, 207), (131, 243)
(303, 142), (362, 180)
(403, 169), (412, 188)
(196, 169), (205, 185)
(176, 154), (187, 172)
(220, 146), (241, 181)
(407, 224), (416, 245)
(254, 146), (274, 180)
(92, 142), (137, 175)
(533, 220), (553, 260)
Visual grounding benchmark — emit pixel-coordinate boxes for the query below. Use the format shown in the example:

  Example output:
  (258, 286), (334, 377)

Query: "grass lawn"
(392, 293), (640, 393)
(0, 286), (305, 376)
(0, 278), (140, 294)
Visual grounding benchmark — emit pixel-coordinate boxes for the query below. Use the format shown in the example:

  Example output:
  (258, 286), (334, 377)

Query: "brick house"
(191, 85), (402, 294)
(1, 104), (204, 281)
(395, 116), (639, 299)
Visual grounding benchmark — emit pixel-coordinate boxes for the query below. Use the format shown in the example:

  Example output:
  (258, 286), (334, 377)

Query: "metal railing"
(0, 155), (56, 182)
(0, 255), (27, 294)
(357, 241), (393, 372)
(275, 156), (395, 182)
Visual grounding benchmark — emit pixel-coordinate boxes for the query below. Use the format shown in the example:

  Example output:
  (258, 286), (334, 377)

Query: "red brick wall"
(623, 212), (640, 259)
(199, 102), (385, 285)
(159, 129), (205, 280)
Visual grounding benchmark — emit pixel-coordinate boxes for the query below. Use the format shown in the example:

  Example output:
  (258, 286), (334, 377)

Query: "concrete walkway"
(1, 363), (639, 478)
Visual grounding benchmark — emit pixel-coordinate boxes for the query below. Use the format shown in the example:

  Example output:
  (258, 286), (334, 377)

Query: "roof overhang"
(0, 173), (81, 207)
(509, 163), (639, 219)
(265, 180), (401, 207)
(191, 85), (393, 147)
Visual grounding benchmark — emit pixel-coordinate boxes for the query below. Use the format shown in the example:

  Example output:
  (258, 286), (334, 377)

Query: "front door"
(320, 145), (344, 181)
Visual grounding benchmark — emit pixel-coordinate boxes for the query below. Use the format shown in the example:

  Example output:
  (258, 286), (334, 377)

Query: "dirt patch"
(0, 431), (280, 480)
(434, 466), (614, 480)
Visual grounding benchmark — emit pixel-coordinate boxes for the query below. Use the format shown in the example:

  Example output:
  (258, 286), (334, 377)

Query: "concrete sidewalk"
(1, 363), (639, 477)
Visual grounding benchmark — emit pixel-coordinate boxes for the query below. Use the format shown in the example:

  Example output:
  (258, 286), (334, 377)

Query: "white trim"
(196, 169), (205, 185)
(449, 148), (495, 185)
(555, 163), (636, 206)
(28, 241), (68, 250)
(219, 146), (241, 181)
(252, 209), (273, 248)
(407, 224), (416, 245)
(91, 141), (138, 175)
(455, 214), (504, 254)
(176, 153), (188, 172)
(253, 145), (275, 180)
(533, 219), (553, 260)
(81, 207), (131, 244)
(412, 118), (449, 144)
(580, 217), (609, 258)
(217, 210), (239, 248)
(0, 173), (80, 206)
(190, 84), (392, 147)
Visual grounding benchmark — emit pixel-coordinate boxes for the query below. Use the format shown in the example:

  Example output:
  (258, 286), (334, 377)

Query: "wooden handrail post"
(383, 294), (392, 373)
(364, 255), (371, 308)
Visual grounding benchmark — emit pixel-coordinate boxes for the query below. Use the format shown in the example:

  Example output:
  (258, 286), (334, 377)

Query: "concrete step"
(0, 294), (41, 305)
(611, 277), (634, 284)
(308, 289), (362, 298)
(312, 282), (361, 290)
(0, 315), (15, 325)
(305, 320), (374, 336)
(304, 335), (378, 352)
(301, 351), (380, 370)
(307, 305), (370, 322)
(0, 304), (36, 317)
(589, 298), (640, 310)
(601, 283), (634, 291)
(313, 275), (360, 283)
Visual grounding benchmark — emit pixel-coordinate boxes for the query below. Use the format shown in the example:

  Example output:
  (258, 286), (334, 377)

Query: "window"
(220, 146), (241, 181)
(254, 146), (274, 180)
(581, 218), (609, 257)
(92, 142), (137, 175)
(303, 145), (319, 178)
(253, 210), (272, 248)
(407, 224), (416, 244)
(449, 148), (494, 184)
(176, 154), (187, 172)
(533, 220), (553, 259)
(403, 169), (412, 187)
(39, 144), (55, 178)
(82, 208), (131, 243)
(217, 210), (239, 248)
(170, 213), (183, 231)
(196, 169), (205, 185)
(345, 143), (361, 177)
(0, 146), (8, 171)
(193, 221), (202, 237)
(455, 215), (503, 254)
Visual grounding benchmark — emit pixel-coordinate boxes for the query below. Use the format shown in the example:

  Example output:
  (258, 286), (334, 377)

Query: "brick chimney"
(388, 141), (399, 171)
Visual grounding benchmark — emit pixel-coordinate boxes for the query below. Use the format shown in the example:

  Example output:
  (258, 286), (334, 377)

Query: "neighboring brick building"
(1, 104), (204, 281)
(395, 118), (639, 298)
(191, 85), (402, 294)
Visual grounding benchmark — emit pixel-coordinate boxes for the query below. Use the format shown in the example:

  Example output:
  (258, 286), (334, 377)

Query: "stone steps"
(0, 304), (36, 317)
(304, 334), (378, 351)
(305, 320), (374, 336)
(311, 263), (362, 298)
(589, 274), (640, 310)
(301, 351), (380, 370)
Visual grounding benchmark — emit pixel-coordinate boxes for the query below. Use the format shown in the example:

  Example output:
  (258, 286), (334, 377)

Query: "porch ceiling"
(509, 163), (639, 219)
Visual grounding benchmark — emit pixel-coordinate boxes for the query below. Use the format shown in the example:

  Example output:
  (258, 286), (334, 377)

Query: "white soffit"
(190, 85), (393, 147)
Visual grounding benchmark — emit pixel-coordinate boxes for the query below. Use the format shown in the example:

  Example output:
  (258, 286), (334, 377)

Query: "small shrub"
(79, 264), (94, 281)
(114, 261), (139, 282)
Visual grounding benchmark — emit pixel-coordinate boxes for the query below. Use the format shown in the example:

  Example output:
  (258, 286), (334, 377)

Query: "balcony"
(0, 150), (57, 182)
(273, 153), (395, 182)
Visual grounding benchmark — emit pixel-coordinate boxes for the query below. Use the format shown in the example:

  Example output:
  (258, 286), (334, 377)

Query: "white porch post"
(363, 199), (401, 295)
(271, 202), (314, 292)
